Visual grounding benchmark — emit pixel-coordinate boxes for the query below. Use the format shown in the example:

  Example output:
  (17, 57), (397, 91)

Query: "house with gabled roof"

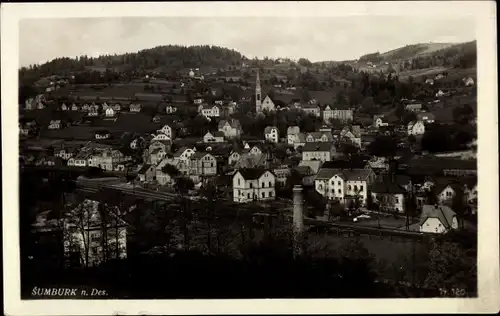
(416, 112), (435, 124)
(304, 131), (333, 143)
(323, 104), (353, 123)
(48, 120), (62, 130)
(232, 168), (276, 203)
(314, 168), (376, 205)
(218, 119), (242, 138)
(189, 151), (217, 177)
(370, 177), (408, 213)
(203, 131), (225, 143)
(264, 126), (279, 143)
(302, 142), (336, 162)
(407, 120), (425, 136)
(302, 103), (321, 117)
(419, 204), (458, 234)
(130, 103), (142, 112)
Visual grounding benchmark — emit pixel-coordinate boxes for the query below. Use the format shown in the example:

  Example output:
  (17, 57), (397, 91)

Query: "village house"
(264, 126), (279, 143)
(61, 103), (69, 111)
(55, 147), (77, 160)
(273, 166), (291, 186)
(305, 131), (334, 143)
(199, 104), (220, 118)
(193, 98), (205, 105)
(425, 78), (434, 85)
(105, 107), (115, 117)
(314, 168), (376, 205)
(434, 73), (445, 80)
(463, 76), (475, 86)
(323, 105), (354, 123)
(232, 168), (276, 203)
(173, 147), (196, 163)
(71, 103), (80, 111)
(102, 102), (110, 111)
(373, 115), (389, 128)
(416, 112), (435, 124)
(154, 159), (176, 186)
(405, 103), (423, 112)
(48, 120), (62, 130)
(301, 142), (336, 162)
(302, 103), (321, 117)
(152, 133), (172, 142)
(87, 149), (126, 171)
(419, 204), (458, 234)
(19, 123), (30, 136)
(129, 103), (142, 113)
(95, 130), (111, 140)
(203, 131), (225, 143)
(189, 151), (218, 178)
(407, 120), (426, 136)
(130, 137), (144, 150)
(340, 125), (362, 147)
(112, 103), (121, 112)
(137, 164), (156, 182)
(287, 126), (301, 145)
(218, 119), (242, 138)
(165, 105), (177, 114)
(152, 115), (161, 123)
(435, 89), (450, 97)
(370, 180), (407, 213)
(157, 124), (175, 139)
(67, 150), (92, 167)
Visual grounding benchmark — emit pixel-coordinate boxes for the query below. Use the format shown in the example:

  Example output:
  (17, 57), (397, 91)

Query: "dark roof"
(236, 168), (269, 180)
(138, 164), (152, 174)
(322, 158), (368, 169)
(419, 204), (456, 229)
(370, 179), (407, 194)
(302, 142), (334, 152)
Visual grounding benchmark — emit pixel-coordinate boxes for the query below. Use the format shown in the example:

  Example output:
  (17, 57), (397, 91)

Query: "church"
(255, 71), (276, 113)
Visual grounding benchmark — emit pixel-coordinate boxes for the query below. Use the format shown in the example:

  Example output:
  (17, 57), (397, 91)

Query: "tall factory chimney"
(292, 185), (304, 257)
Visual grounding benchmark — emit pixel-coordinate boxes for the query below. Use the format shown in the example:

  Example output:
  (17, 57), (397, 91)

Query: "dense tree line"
(19, 45), (245, 84)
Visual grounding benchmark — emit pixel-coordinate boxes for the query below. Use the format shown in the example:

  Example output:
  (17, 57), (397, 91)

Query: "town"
(19, 43), (478, 298)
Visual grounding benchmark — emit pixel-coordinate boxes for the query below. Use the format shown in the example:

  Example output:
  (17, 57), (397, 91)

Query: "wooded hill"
(19, 45), (247, 83)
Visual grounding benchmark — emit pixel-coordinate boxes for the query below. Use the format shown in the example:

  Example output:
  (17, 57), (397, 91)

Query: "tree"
(404, 194), (418, 231)
(367, 136), (398, 158)
(297, 58), (313, 67)
(451, 188), (466, 229)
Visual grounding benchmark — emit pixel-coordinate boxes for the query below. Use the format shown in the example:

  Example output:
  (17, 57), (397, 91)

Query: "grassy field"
(398, 67), (476, 82)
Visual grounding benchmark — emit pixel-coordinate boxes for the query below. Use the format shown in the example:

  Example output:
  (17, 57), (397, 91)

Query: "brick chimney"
(293, 185), (304, 233)
(292, 185), (305, 257)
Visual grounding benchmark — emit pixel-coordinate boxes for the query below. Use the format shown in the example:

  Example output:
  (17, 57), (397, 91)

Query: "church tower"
(255, 70), (262, 112)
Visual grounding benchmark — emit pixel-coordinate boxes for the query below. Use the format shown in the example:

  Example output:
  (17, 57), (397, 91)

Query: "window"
(247, 193), (251, 199)
(270, 191), (273, 197)
(250, 183), (253, 189)
(338, 189), (341, 194)
(211, 163), (214, 167)
(262, 192), (265, 198)
(354, 185), (358, 191)
(338, 181), (341, 186)
(348, 185), (351, 190)
(261, 182), (265, 188)
(395, 197), (399, 203)
(359, 185), (363, 191)
(268, 181), (271, 187)
(319, 184), (323, 190)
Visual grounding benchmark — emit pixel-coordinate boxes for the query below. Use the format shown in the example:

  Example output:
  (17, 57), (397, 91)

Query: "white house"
(48, 120), (62, 130)
(105, 107), (115, 117)
(203, 131), (225, 143)
(173, 147), (196, 162)
(130, 104), (142, 112)
(157, 124), (175, 139)
(373, 115), (388, 128)
(322, 105), (354, 123)
(463, 77), (475, 86)
(199, 104), (220, 118)
(314, 168), (376, 205)
(405, 103), (422, 112)
(264, 126), (279, 143)
(95, 131), (110, 140)
(419, 205), (458, 234)
(301, 142), (336, 162)
(407, 120), (425, 136)
(340, 126), (362, 147)
(287, 126), (301, 145)
(232, 169), (276, 203)
(166, 105), (177, 114)
(194, 98), (204, 105)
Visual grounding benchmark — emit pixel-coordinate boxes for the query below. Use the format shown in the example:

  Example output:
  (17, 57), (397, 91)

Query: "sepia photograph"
(2, 1), (499, 315)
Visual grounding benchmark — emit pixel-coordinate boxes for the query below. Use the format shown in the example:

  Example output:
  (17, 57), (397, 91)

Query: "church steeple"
(255, 70), (262, 112)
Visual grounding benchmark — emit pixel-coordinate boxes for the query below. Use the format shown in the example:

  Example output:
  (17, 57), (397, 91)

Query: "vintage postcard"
(2, 1), (499, 315)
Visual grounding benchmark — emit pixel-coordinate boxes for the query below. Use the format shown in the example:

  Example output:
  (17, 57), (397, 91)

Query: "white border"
(2, 2), (499, 315)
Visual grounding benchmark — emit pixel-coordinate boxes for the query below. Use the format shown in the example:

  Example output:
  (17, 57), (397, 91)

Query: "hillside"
(19, 45), (247, 84)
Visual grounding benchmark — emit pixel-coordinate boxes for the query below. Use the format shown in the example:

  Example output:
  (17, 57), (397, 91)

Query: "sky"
(19, 16), (476, 67)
